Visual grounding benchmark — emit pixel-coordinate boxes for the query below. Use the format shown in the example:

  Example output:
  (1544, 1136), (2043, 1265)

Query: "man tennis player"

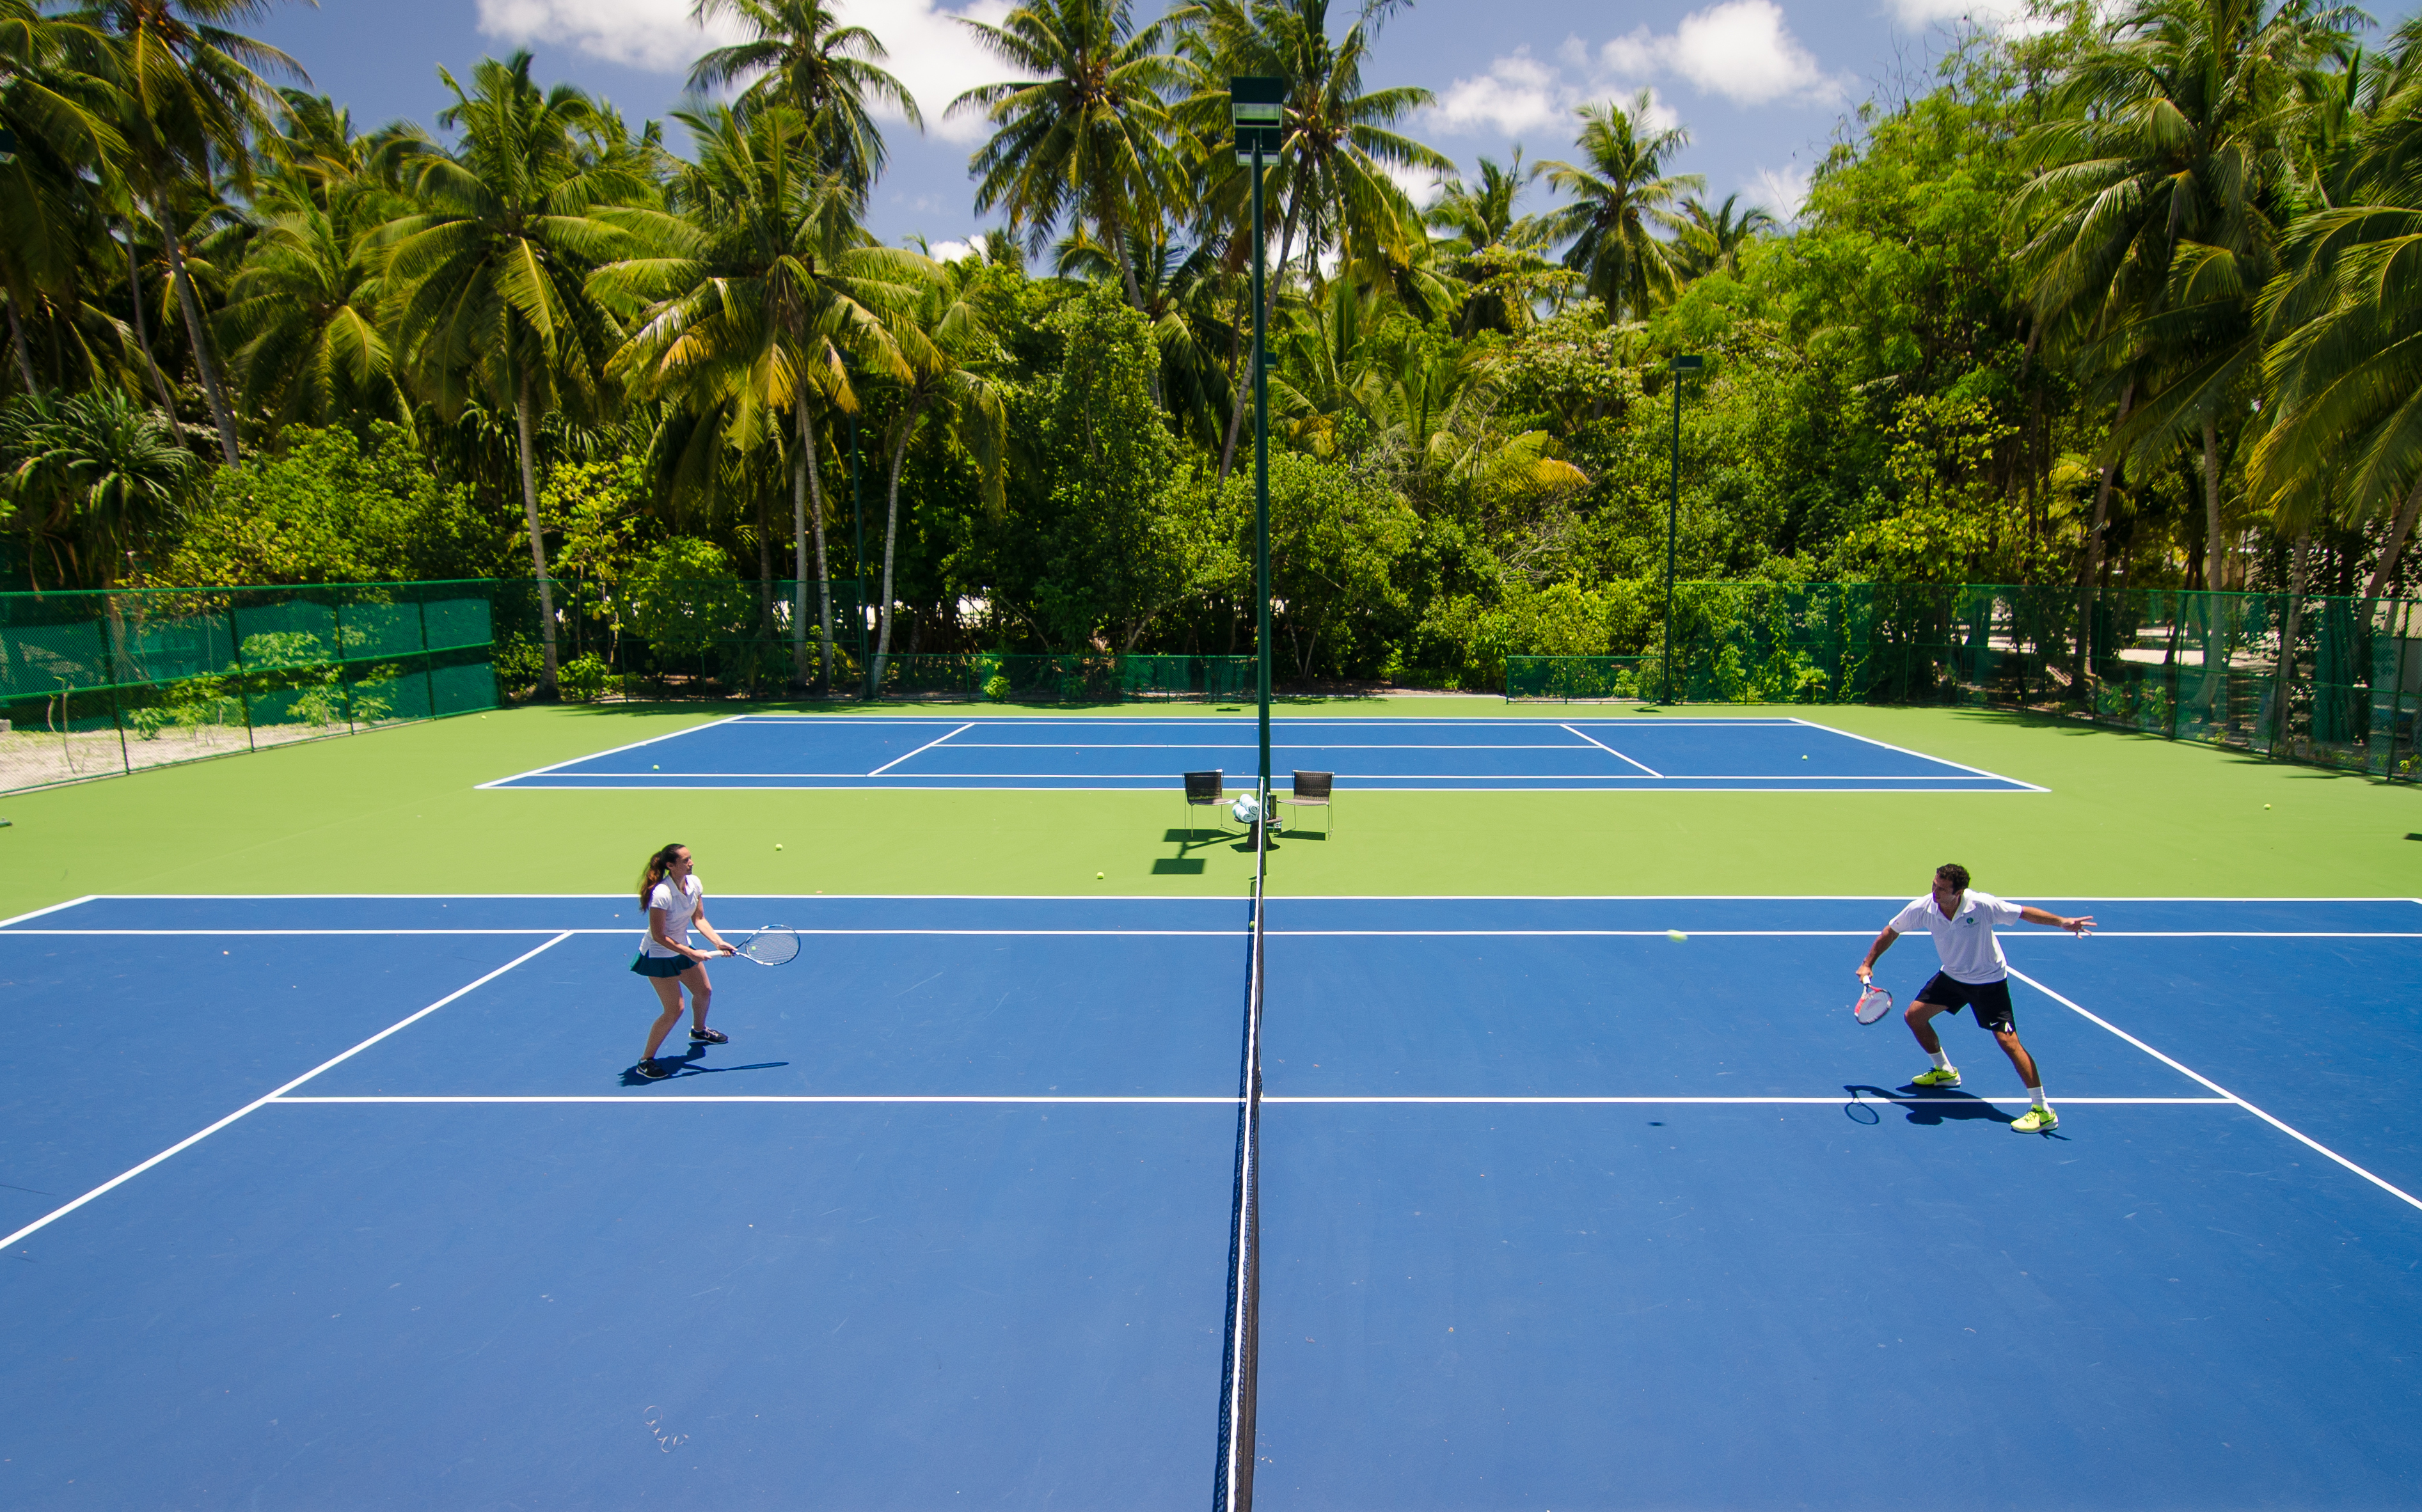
(1856, 864), (2094, 1133)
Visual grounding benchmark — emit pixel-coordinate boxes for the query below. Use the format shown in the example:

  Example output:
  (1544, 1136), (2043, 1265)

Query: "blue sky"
(253, 0), (2418, 247)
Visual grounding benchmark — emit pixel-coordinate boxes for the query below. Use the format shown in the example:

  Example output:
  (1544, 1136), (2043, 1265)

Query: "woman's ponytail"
(638, 842), (686, 910)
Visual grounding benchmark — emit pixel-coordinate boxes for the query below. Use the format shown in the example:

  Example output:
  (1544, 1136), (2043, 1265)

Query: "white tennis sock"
(1929, 1050), (1951, 1070)
(2029, 1083), (2048, 1108)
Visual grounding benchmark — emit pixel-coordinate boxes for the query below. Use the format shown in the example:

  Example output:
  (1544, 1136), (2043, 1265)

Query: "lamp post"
(1663, 353), (1703, 705)
(1233, 76), (1283, 826)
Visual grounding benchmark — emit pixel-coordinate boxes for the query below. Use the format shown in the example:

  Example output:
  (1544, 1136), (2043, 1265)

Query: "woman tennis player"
(631, 842), (735, 1079)
(1855, 863), (2094, 1133)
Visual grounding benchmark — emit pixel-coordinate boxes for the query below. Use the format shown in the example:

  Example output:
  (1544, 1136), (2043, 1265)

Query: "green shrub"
(560, 654), (612, 704)
(983, 672), (1010, 702)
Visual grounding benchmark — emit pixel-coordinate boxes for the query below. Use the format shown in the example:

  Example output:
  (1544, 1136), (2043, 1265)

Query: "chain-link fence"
(1508, 583), (2422, 780)
(0, 579), (498, 794)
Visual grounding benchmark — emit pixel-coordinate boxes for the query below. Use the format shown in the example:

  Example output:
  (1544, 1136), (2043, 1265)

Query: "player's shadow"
(619, 1046), (791, 1086)
(1842, 1083), (2016, 1127)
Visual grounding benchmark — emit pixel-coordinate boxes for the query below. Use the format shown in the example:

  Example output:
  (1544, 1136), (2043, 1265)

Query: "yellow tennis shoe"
(2011, 1106), (2059, 1133)
(1911, 1066), (1961, 1087)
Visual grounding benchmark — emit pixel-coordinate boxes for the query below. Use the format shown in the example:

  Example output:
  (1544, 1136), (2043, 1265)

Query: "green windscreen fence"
(0, 579), (498, 794)
(1508, 583), (2422, 780)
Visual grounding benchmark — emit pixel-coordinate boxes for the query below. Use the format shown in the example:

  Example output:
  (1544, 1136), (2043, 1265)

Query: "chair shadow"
(621, 1046), (791, 1086)
(1842, 1083), (2018, 1128)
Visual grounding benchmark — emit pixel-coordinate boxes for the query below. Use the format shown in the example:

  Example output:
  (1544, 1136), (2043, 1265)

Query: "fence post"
(228, 599), (255, 753)
(333, 597), (355, 732)
(418, 597), (436, 718)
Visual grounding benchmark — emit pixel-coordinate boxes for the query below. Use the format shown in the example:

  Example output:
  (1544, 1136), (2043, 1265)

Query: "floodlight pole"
(1253, 141), (1272, 819)
(1662, 354), (1703, 705)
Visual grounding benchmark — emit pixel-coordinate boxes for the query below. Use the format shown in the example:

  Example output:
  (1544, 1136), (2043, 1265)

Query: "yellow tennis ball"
(775, 843), (784, 850)
(1096, 871), (1105, 879)
(1666, 929), (1688, 942)
(2263, 803), (2271, 809)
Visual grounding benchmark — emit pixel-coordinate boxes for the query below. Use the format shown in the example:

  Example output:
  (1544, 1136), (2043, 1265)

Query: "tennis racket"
(715, 927), (800, 966)
(1853, 980), (1894, 1025)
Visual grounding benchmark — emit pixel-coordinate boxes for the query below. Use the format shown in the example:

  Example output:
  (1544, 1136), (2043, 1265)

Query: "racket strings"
(732, 927), (800, 965)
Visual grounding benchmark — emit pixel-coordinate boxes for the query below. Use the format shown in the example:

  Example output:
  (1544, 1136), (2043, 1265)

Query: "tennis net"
(1214, 794), (1269, 1512)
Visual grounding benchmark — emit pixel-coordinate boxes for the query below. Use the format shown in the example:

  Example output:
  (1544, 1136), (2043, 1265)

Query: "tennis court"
(479, 714), (2047, 792)
(5, 890), (2416, 1507)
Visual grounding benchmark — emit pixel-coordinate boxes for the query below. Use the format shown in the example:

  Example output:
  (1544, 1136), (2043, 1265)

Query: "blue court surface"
(479, 715), (2046, 792)
(4, 893), (2418, 1508)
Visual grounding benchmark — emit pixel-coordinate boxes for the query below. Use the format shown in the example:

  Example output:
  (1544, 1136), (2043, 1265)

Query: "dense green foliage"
(3, 0), (2418, 693)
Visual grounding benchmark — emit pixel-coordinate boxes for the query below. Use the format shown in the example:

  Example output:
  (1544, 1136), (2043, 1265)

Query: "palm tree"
(221, 94), (411, 429)
(685, 0), (921, 194)
(79, 0), (304, 466)
(0, 385), (200, 587)
(868, 255), (1006, 688)
(1173, 0), (1448, 476)
(2015, 0), (2347, 593)
(1671, 193), (1777, 281)
(1054, 225), (1238, 447)
(0, 1), (125, 398)
(381, 52), (655, 697)
(952, 0), (1178, 313)
(1535, 90), (1701, 322)
(2253, 20), (2422, 601)
(597, 104), (922, 689)
(1428, 148), (1555, 336)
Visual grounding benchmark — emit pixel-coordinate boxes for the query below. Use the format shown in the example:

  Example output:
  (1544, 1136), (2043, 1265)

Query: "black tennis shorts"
(1915, 972), (2016, 1033)
(631, 952), (691, 979)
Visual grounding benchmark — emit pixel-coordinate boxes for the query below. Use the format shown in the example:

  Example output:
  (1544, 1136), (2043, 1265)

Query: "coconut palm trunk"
(871, 397), (928, 689)
(2361, 477), (2422, 602)
(513, 374), (560, 695)
(2194, 417), (2229, 718)
(159, 217), (240, 466)
(5, 299), (35, 395)
(792, 402), (837, 693)
(2073, 381), (2135, 694)
(123, 229), (178, 415)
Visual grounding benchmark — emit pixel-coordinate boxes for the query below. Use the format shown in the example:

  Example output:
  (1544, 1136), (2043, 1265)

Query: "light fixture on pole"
(1663, 354), (1703, 705)
(1232, 75), (1283, 831)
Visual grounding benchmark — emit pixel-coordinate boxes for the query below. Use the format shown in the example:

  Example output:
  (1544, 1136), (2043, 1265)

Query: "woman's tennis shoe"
(634, 1059), (670, 1080)
(688, 1027), (728, 1045)
(1911, 1066), (1962, 1087)
(2010, 1106), (2059, 1133)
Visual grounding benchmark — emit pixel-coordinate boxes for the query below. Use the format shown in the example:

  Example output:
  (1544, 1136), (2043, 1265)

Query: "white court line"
(275, 1094), (1240, 1105)
(473, 716), (743, 789)
(491, 780), (2044, 790)
(264, 1094), (2233, 1106)
(866, 722), (974, 776)
(0, 933), (574, 1253)
(7, 928), (2417, 940)
(11, 929), (2420, 941)
(0, 894), (97, 928)
(1562, 724), (1664, 776)
(1785, 716), (2051, 792)
(725, 716), (1810, 727)
(15, 890), (2414, 902)
(0, 927), (1247, 937)
(2008, 966), (2422, 1215)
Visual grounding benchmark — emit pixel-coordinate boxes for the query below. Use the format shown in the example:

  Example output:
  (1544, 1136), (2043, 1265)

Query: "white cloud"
(926, 237), (978, 261)
(1432, 50), (1572, 137)
(1592, 1), (1846, 107)
(1883, 0), (2071, 37)
(1384, 159), (1450, 209)
(1746, 164), (1810, 222)
(475, 0), (1015, 144)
